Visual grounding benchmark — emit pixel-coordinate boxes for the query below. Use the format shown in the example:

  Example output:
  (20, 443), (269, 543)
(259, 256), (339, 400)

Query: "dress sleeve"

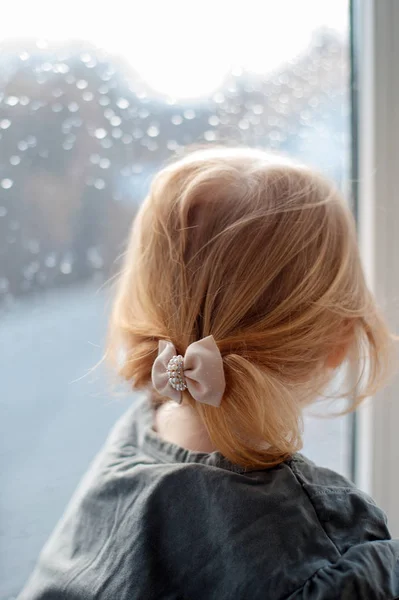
(17, 486), (122, 600)
(287, 539), (399, 600)
(18, 479), (133, 600)
(17, 404), (145, 600)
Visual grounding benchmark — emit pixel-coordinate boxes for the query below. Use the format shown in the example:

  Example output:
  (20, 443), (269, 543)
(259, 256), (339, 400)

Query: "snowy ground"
(0, 285), (350, 599)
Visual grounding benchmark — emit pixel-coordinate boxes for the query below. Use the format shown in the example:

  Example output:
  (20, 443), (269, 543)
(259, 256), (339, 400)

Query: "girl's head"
(109, 147), (392, 468)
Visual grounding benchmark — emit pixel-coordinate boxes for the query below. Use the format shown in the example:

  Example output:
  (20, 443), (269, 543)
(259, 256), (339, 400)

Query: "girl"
(20, 148), (399, 599)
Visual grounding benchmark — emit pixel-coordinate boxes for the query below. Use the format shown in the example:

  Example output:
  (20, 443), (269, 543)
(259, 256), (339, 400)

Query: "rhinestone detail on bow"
(167, 355), (187, 392)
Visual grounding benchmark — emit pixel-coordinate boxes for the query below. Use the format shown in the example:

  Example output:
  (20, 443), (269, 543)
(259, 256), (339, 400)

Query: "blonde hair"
(108, 147), (393, 469)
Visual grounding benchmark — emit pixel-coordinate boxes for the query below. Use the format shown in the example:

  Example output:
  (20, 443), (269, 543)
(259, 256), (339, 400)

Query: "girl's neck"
(154, 401), (216, 453)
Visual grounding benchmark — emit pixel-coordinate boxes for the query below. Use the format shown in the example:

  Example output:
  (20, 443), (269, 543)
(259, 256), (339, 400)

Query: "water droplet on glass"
(19, 96), (30, 106)
(80, 52), (92, 64)
(0, 119), (11, 130)
(269, 130), (284, 143)
(99, 158), (110, 169)
(184, 109), (195, 120)
(28, 239), (40, 253)
(64, 133), (76, 146)
(30, 100), (44, 111)
(112, 128), (122, 139)
(104, 108), (114, 120)
(20, 51), (30, 61)
(116, 98), (129, 109)
(110, 115), (121, 127)
(132, 128), (143, 139)
(309, 96), (319, 108)
(204, 130), (217, 141)
(76, 79), (88, 90)
(23, 261), (39, 280)
(52, 88), (64, 98)
(68, 102), (79, 113)
(99, 96), (110, 107)
(94, 128), (107, 140)
(238, 119), (250, 130)
(82, 91), (94, 102)
(171, 115), (183, 125)
(146, 140), (158, 152)
(52, 103), (63, 113)
(90, 154), (100, 164)
(1, 179), (13, 189)
(101, 138), (113, 149)
(214, 92), (225, 104)
(0, 206), (7, 217)
(86, 58), (97, 69)
(122, 134), (132, 144)
(138, 108), (149, 119)
(253, 104), (264, 115)
(147, 125), (159, 138)
(42, 61), (52, 72)
(6, 96), (19, 107)
(208, 115), (219, 126)
(167, 140), (178, 151)
(87, 247), (103, 269)
(60, 260), (72, 275)
(65, 134), (76, 147)
(45, 253), (57, 268)
(57, 63), (70, 74)
(249, 114), (260, 125)
(26, 135), (37, 147)
(94, 178), (105, 190)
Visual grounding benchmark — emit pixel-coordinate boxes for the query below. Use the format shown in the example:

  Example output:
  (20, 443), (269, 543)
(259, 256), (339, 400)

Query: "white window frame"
(354, 0), (399, 536)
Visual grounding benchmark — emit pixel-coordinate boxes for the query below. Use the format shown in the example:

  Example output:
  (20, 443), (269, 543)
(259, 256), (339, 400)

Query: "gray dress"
(19, 397), (399, 599)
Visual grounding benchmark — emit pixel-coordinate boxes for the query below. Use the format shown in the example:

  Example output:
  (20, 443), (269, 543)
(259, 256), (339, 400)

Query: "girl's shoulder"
(19, 399), (399, 600)
(286, 453), (392, 553)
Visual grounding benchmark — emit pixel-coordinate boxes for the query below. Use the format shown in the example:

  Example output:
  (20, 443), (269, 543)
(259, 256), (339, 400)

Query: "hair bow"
(151, 335), (225, 407)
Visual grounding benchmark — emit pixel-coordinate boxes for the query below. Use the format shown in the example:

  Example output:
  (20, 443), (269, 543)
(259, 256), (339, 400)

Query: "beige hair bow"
(151, 335), (225, 407)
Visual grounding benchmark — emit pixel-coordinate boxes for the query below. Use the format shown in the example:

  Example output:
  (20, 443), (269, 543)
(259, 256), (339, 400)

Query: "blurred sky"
(1, 0), (348, 97)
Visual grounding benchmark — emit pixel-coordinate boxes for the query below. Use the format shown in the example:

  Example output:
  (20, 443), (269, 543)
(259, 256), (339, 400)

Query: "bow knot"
(151, 335), (225, 407)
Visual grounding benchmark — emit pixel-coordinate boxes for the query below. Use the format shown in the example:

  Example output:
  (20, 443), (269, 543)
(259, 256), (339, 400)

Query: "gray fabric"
(19, 397), (399, 600)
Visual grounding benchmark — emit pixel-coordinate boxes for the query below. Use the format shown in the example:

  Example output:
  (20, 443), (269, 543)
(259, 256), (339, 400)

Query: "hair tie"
(151, 335), (225, 407)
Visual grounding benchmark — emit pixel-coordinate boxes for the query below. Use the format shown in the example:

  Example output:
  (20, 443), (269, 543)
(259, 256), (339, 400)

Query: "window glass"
(0, 1), (350, 595)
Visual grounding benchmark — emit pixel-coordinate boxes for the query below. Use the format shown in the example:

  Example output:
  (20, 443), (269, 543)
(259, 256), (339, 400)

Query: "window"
(0, 1), (350, 595)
